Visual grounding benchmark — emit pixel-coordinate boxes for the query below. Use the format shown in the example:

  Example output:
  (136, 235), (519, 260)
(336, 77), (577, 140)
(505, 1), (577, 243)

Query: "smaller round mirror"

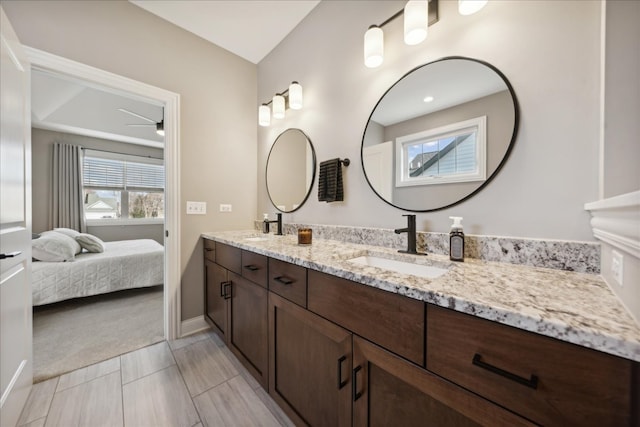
(266, 128), (317, 212)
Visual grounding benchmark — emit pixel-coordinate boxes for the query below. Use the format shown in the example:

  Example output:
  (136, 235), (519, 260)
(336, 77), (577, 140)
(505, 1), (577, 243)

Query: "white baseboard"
(180, 316), (210, 338)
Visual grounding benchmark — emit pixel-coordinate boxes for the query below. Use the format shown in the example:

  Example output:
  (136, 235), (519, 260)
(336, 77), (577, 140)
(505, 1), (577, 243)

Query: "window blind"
(83, 154), (164, 190)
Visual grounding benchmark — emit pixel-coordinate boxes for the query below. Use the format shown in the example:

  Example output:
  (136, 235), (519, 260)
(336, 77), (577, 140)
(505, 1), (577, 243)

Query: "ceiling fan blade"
(118, 108), (156, 123)
(126, 123), (155, 127)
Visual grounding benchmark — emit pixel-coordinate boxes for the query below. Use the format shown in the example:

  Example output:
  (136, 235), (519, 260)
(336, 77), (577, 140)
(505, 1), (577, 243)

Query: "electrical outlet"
(219, 204), (232, 213)
(186, 201), (207, 215)
(611, 250), (624, 287)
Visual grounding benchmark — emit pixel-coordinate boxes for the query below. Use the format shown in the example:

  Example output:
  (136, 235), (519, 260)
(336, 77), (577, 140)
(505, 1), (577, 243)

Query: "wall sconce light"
(258, 81), (303, 127)
(364, 0), (438, 68)
(458, 0), (488, 15)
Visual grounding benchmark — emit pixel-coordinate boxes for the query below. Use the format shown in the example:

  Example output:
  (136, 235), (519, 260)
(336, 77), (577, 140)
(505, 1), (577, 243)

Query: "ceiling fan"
(118, 108), (164, 136)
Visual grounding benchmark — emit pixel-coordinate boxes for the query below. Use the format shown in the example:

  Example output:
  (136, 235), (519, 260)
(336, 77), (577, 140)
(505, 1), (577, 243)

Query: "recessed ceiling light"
(423, 96), (434, 103)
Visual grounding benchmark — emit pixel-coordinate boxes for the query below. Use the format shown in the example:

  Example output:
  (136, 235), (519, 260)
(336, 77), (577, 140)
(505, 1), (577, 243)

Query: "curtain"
(50, 143), (86, 232)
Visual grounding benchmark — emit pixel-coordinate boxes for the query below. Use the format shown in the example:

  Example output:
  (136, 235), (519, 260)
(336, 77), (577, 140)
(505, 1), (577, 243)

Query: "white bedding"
(32, 239), (164, 306)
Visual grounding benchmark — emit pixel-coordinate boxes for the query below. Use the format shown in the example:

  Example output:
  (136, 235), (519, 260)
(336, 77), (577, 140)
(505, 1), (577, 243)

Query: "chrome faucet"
(267, 213), (283, 235)
(394, 214), (424, 255)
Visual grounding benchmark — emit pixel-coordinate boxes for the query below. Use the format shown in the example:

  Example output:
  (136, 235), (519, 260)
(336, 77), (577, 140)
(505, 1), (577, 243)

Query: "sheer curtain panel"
(50, 143), (86, 232)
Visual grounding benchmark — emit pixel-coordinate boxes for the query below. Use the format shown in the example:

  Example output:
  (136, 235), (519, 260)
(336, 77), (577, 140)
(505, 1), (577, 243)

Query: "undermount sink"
(243, 236), (270, 242)
(347, 255), (449, 279)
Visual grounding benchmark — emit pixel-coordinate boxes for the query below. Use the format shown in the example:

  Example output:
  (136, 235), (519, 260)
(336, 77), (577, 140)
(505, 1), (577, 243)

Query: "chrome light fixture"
(258, 81), (303, 127)
(363, 0), (438, 69)
(458, 0), (488, 15)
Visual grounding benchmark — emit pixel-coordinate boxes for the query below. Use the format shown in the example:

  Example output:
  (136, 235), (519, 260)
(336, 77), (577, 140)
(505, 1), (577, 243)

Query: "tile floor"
(17, 330), (294, 427)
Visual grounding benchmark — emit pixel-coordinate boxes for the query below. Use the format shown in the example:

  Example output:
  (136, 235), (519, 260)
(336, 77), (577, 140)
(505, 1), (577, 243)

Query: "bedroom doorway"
(26, 47), (181, 381)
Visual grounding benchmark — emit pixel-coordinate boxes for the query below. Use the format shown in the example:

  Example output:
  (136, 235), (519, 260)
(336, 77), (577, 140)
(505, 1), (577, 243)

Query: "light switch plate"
(611, 250), (624, 286)
(219, 204), (232, 213)
(186, 201), (207, 215)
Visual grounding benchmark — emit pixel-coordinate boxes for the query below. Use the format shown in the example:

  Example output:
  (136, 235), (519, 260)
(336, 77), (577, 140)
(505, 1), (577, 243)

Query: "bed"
(32, 239), (164, 306)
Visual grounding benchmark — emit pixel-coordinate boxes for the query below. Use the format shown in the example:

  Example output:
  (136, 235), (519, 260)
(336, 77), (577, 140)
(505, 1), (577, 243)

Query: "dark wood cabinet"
(427, 304), (638, 427)
(204, 258), (229, 339)
(204, 241), (268, 388)
(268, 292), (352, 427)
(203, 237), (639, 427)
(228, 271), (268, 388)
(352, 336), (535, 427)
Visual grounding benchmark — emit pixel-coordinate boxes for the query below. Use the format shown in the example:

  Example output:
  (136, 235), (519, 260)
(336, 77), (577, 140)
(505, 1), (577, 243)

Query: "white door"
(0, 6), (33, 427)
(363, 141), (393, 202)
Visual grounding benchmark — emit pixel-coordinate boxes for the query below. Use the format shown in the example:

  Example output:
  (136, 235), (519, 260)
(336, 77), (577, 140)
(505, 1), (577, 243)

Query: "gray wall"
(603, 0), (640, 198)
(31, 128), (164, 244)
(257, 0), (601, 240)
(5, 1), (257, 321)
(384, 91), (513, 210)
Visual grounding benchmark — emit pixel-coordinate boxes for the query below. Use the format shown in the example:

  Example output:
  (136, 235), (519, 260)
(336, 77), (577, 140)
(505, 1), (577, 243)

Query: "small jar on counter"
(297, 228), (312, 245)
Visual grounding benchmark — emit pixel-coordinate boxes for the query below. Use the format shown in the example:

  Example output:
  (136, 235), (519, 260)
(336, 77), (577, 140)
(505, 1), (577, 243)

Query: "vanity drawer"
(241, 250), (267, 288)
(203, 238), (216, 262)
(268, 258), (307, 307)
(216, 242), (241, 274)
(308, 270), (424, 366)
(426, 304), (637, 426)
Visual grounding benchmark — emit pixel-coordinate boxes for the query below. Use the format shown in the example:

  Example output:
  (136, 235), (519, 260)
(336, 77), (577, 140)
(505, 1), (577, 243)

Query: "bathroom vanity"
(201, 231), (639, 427)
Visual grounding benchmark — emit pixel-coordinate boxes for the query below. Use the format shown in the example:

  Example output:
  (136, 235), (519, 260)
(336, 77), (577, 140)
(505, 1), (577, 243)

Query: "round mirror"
(361, 57), (518, 212)
(266, 128), (317, 212)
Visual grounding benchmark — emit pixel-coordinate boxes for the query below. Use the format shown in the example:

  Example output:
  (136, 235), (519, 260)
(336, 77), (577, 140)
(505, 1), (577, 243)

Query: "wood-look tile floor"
(17, 330), (294, 427)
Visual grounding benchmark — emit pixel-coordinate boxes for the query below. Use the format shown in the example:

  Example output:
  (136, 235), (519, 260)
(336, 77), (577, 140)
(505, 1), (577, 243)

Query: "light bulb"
(272, 94), (285, 119)
(364, 25), (384, 68)
(458, 0), (488, 16)
(289, 82), (303, 110)
(258, 104), (271, 126)
(404, 1), (428, 45)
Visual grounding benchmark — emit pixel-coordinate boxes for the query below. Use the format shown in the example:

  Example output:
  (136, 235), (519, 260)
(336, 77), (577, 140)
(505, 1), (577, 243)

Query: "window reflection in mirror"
(361, 57), (518, 212)
(266, 128), (316, 213)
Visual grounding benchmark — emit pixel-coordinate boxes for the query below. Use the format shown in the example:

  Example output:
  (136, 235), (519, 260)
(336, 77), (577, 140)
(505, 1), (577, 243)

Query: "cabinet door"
(352, 337), (536, 427)
(228, 272), (268, 388)
(205, 259), (229, 340)
(269, 293), (351, 427)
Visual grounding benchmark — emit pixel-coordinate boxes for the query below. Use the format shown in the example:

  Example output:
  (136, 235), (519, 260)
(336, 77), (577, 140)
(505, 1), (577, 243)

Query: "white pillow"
(32, 231), (78, 262)
(53, 228), (82, 254)
(76, 233), (105, 253)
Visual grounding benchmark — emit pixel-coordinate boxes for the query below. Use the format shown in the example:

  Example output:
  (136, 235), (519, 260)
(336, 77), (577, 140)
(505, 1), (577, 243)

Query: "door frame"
(25, 46), (181, 340)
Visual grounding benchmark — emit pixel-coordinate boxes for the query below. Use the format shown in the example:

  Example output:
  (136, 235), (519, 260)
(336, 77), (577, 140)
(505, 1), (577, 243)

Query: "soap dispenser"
(262, 213), (270, 234)
(449, 216), (465, 262)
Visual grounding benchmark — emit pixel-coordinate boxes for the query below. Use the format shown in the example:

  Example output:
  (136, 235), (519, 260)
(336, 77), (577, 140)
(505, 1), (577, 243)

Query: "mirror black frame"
(361, 56), (519, 212)
(266, 128), (317, 213)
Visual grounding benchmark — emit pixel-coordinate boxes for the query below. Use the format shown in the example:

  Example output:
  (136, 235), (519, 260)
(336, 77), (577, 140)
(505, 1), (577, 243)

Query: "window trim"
(395, 116), (487, 188)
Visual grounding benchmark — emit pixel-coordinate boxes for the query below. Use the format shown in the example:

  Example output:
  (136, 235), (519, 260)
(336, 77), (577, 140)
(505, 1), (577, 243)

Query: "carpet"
(33, 285), (164, 383)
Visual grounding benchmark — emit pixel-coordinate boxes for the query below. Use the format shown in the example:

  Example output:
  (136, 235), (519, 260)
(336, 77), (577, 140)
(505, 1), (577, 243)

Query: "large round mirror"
(266, 128), (316, 212)
(361, 57), (518, 212)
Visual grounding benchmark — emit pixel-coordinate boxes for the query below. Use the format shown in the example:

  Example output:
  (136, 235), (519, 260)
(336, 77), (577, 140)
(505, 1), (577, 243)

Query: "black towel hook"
(340, 158), (350, 167)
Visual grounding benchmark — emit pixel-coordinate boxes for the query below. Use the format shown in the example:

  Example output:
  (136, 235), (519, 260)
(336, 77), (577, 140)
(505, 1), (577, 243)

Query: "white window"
(395, 116), (487, 187)
(83, 150), (164, 225)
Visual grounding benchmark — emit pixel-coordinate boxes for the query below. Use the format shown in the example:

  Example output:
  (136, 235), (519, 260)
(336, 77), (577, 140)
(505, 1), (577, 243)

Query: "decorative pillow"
(32, 231), (78, 262)
(76, 233), (105, 253)
(53, 228), (82, 254)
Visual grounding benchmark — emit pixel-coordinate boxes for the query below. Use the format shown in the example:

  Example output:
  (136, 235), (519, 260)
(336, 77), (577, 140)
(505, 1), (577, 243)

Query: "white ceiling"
(31, 1), (321, 147)
(129, 0), (321, 64)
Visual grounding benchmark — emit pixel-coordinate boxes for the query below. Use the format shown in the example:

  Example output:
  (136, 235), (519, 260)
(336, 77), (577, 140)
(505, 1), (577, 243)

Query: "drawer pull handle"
(244, 264), (259, 271)
(352, 365), (363, 401)
(472, 353), (538, 390)
(204, 248), (214, 252)
(337, 356), (348, 389)
(274, 276), (293, 285)
(223, 282), (232, 300)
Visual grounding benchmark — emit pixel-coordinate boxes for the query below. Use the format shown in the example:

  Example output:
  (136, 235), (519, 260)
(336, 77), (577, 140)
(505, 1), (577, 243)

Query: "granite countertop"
(202, 230), (640, 362)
